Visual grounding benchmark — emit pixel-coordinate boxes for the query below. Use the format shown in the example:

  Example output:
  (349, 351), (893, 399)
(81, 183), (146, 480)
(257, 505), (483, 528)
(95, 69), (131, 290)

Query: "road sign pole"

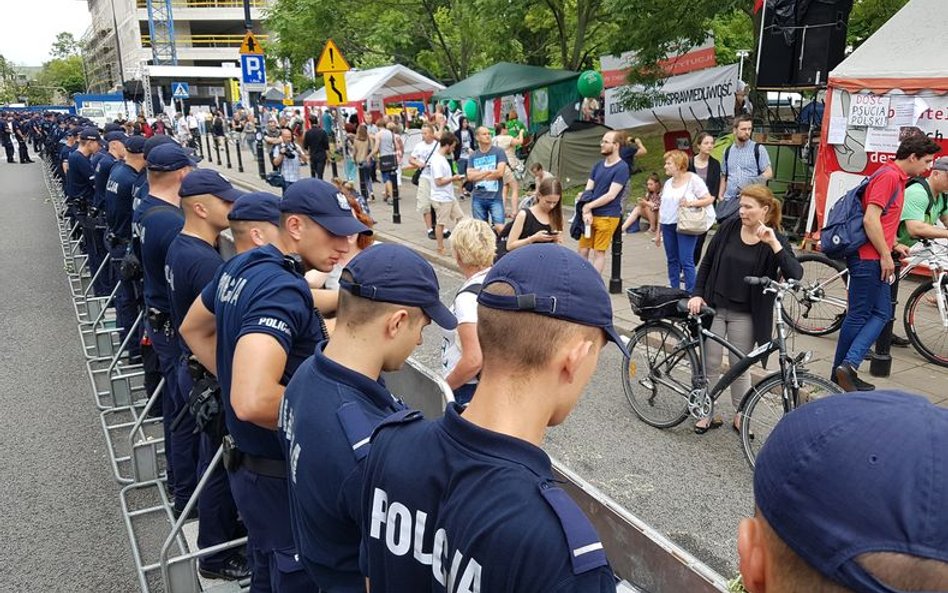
(243, 0), (252, 30)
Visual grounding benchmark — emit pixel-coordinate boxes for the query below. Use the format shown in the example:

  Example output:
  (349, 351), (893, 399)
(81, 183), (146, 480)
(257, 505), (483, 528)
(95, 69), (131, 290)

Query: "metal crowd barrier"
(43, 156), (728, 592)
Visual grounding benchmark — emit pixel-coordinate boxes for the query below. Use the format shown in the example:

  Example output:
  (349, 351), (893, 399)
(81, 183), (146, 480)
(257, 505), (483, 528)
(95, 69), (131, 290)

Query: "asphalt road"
(2, 158), (747, 590)
(411, 265), (752, 579)
(0, 161), (137, 591)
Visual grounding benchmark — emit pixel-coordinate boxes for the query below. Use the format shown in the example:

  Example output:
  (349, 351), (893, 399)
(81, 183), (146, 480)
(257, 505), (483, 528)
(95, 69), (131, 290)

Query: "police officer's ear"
(384, 308), (412, 338)
(560, 334), (595, 385)
(737, 517), (769, 593)
(283, 213), (304, 240)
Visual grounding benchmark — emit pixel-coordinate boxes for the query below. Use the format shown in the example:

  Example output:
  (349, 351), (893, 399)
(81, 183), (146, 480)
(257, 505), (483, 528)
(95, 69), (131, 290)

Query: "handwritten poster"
(848, 94), (890, 128)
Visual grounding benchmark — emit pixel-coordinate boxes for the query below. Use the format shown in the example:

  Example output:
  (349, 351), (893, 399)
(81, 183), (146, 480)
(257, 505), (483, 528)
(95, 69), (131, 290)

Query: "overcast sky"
(2, 1), (92, 66)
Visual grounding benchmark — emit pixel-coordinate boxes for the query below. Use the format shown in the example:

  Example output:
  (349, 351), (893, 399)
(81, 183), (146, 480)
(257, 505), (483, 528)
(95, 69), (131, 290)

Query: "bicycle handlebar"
(676, 298), (715, 318)
(744, 276), (771, 287)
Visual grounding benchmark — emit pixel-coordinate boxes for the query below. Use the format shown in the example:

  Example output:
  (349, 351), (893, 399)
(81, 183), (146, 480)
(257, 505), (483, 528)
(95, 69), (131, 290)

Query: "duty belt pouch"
(221, 435), (242, 472)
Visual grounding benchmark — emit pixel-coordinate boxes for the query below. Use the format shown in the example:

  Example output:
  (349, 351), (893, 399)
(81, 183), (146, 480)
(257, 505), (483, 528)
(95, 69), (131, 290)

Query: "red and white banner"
(601, 38), (716, 89)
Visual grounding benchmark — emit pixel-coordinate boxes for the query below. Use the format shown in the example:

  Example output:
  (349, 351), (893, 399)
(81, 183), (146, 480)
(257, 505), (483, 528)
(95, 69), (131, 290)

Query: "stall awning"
(303, 64), (445, 105)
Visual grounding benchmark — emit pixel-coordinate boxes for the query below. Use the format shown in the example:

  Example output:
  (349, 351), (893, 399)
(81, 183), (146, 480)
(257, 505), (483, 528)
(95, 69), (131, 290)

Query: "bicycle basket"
(627, 285), (691, 321)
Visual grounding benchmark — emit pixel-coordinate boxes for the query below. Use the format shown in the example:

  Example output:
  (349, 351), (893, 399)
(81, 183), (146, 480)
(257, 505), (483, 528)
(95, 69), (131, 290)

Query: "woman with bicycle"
(687, 184), (803, 433)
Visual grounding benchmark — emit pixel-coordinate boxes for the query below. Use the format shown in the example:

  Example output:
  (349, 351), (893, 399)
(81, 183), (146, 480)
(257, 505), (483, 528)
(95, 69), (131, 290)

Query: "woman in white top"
(658, 149), (715, 293)
(441, 218), (495, 405)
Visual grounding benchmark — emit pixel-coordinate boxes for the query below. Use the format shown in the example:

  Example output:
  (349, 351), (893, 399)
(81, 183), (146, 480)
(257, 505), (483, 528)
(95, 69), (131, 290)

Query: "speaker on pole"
(756, 0), (853, 88)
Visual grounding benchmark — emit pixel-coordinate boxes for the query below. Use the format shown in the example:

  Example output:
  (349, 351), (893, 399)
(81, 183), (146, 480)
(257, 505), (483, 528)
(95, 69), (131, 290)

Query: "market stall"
(432, 62), (580, 132)
(808, 0), (948, 238)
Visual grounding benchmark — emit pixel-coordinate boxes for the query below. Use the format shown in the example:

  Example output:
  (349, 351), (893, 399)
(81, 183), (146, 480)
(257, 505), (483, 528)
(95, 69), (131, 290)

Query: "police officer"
(0, 115), (15, 163)
(227, 192), (283, 254)
(104, 135), (146, 362)
(279, 243), (455, 591)
(134, 135), (179, 208)
(14, 115), (33, 163)
(360, 244), (627, 592)
(92, 130), (128, 295)
(133, 142), (196, 516)
(180, 178), (371, 593)
(67, 128), (102, 275)
(165, 169), (250, 581)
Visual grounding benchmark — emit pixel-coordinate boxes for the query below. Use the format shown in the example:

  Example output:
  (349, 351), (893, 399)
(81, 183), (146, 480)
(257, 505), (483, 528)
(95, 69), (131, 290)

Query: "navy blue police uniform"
(103, 135), (146, 361)
(0, 118), (15, 163)
(165, 169), (248, 579)
(66, 129), (104, 286)
(200, 179), (371, 592)
(133, 142), (194, 513)
(361, 244), (628, 593)
(91, 131), (127, 295)
(279, 244), (454, 592)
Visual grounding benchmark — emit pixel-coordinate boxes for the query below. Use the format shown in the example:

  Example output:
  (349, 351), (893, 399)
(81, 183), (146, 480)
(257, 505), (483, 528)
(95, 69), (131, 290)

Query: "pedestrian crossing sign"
(171, 82), (190, 100)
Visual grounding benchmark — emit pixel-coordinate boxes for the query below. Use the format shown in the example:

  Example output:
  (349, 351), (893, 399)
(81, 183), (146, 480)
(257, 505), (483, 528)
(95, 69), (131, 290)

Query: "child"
(621, 172), (662, 245)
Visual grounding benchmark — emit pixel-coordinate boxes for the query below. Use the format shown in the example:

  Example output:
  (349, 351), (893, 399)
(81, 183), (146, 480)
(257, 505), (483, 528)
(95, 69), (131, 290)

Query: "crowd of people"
(21, 100), (948, 593)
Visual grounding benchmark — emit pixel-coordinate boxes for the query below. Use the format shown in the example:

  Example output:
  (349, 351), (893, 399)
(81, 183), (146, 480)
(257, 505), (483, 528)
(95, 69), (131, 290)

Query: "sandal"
(694, 417), (723, 434)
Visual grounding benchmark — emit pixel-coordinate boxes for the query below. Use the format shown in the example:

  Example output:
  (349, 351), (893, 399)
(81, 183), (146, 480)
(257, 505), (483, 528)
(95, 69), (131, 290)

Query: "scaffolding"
(146, 0), (178, 65)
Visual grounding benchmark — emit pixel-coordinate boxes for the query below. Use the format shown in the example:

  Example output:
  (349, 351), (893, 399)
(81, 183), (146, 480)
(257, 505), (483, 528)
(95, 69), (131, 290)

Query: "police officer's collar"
(440, 403), (551, 477)
(311, 341), (398, 412)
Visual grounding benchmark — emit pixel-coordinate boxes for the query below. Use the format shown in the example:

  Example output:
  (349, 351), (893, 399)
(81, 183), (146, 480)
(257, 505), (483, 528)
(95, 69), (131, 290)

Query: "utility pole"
(736, 49), (751, 81)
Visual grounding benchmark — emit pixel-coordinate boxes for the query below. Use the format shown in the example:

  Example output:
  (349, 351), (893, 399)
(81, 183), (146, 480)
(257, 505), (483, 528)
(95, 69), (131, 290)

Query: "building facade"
(80, 0), (269, 112)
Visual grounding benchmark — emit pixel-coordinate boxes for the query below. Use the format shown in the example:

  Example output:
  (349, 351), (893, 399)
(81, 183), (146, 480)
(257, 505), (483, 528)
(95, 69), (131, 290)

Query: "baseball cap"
(228, 191), (281, 224)
(125, 135), (146, 154)
(66, 127), (81, 138)
(754, 390), (948, 593)
(147, 143), (198, 172)
(79, 127), (102, 141)
(103, 122), (124, 133)
(280, 178), (372, 237)
(142, 134), (178, 159)
(477, 244), (629, 355)
(179, 169), (245, 202)
(932, 156), (948, 172)
(340, 244), (456, 330)
(104, 131), (127, 143)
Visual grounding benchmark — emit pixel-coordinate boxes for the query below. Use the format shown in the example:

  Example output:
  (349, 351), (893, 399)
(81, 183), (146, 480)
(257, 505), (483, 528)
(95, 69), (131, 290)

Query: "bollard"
(224, 138), (233, 169)
(205, 133), (213, 162)
(235, 138), (244, 173)
(213, 137), (222, 166)
(869, 251), (901, 377)
(608, 223), (623, 294)
(255, 131), (266, 180)
(392, 172), (402, 224)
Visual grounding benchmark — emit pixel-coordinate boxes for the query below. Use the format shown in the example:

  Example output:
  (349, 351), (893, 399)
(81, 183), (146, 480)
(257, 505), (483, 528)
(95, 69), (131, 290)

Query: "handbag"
(677, 203), (709, 235)
(265, 171), (285, 188)
(378, 153), (398, 172)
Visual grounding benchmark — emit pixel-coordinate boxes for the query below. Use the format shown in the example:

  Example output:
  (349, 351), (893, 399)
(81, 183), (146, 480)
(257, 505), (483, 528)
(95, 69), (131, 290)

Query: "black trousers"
(17, 140), (29, 162)
(2, 140), (13, 162)
(309, 156), (327, 180)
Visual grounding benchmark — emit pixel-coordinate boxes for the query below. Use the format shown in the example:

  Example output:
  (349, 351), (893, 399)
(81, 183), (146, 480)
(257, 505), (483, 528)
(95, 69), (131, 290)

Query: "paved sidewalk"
(206, 151), (948, 407)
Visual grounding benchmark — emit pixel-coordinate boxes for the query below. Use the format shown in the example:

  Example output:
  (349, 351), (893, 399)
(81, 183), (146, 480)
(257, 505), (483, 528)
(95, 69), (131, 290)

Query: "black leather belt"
(240, 452), (287, 479)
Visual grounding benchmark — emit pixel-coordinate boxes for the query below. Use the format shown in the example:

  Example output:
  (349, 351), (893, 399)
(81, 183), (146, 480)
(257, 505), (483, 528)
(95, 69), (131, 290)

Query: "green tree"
(50, 32), (80, 59)
(847, 0), (909, 49)
(38, 55), (87, 97)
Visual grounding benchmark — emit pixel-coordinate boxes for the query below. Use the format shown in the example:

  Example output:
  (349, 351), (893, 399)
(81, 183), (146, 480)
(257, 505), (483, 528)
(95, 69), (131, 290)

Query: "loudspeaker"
(756, 0), (853, 88)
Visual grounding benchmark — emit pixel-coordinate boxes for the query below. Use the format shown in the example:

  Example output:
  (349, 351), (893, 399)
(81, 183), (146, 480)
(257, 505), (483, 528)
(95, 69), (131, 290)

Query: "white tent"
(809, 0), (948, 237)
(302, 64), (444, 106)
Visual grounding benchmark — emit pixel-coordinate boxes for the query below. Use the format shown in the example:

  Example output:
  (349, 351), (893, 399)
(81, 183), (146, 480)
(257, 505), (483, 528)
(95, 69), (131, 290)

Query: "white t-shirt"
(429, 152), (455, 203)
(659, 173), (712, 225)
(441, 269), (490, 384)
(410, 140), (438, 179)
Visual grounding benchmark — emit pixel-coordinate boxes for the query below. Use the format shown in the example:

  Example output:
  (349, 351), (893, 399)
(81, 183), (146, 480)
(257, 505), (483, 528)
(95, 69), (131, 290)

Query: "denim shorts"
(471, 197), (505, 226)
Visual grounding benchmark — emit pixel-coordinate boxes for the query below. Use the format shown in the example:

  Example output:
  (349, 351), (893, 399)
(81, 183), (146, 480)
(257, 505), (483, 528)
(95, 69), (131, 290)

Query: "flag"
(302, 58), (316, 81)
(754, 0), (764, 13)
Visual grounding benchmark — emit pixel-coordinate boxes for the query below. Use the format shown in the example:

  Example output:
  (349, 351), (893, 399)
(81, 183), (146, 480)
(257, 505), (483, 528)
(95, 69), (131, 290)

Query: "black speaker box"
(756, 0), (853, 88)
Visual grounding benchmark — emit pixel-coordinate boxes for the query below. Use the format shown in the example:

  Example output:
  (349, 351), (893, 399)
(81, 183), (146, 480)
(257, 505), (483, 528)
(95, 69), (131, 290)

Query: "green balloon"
(577, 70), (604, 98)
(448, 99), (459, 111)
(463, 98), (478, 120)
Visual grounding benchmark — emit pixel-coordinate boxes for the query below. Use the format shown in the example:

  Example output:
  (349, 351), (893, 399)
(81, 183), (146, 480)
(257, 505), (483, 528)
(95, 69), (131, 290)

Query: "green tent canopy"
(433, 62), (581, 131)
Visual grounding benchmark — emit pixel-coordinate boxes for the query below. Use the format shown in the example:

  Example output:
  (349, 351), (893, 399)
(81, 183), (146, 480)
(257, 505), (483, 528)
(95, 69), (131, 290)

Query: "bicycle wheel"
(781, 252), (848, 336)
(738, 371), (840, 468)
(904, 279), (948, 367)
(621, 320), (696, 428)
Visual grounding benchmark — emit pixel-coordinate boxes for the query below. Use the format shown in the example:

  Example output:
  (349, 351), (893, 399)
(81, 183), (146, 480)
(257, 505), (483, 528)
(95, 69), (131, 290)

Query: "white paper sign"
(889, 97), (916, 128)
(827, 116), (848, 145)
(848, 94), (890, 128)
(865, 127), (900, 153)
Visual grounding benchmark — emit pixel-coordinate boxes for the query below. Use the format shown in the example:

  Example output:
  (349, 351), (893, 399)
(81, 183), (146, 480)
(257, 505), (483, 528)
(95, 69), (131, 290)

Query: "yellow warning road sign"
(240, 31), (263, 55)
(324, 73), (348, 105)
(316, 40), (350, 73)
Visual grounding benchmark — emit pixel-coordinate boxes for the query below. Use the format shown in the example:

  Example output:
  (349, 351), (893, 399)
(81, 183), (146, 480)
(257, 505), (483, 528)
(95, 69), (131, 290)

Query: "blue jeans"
(661, 223), (698, 293)
(472, 197), (505, 227)
(833, 258), (892, 370)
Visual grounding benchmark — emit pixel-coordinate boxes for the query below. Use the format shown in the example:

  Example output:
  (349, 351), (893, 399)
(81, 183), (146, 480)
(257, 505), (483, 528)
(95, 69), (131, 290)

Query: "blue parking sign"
(241, 55), (266, 87)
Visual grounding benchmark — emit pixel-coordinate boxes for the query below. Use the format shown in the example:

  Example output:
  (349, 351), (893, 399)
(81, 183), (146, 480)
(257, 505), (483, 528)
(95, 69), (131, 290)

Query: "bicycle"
(622, 277), (842, 467)
(781, 239), (948, 367)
